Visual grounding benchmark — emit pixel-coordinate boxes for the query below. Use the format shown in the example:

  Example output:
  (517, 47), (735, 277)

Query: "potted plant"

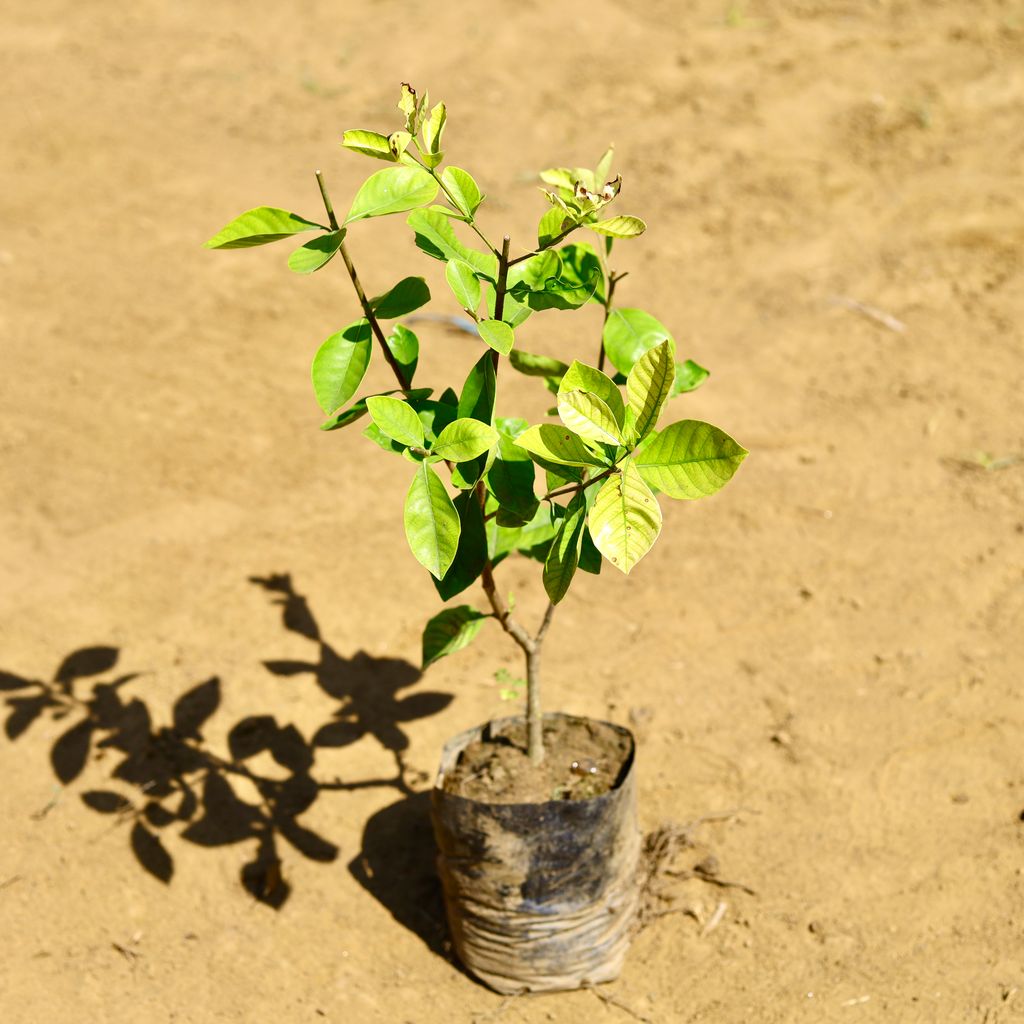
(206, 84), (747, 993)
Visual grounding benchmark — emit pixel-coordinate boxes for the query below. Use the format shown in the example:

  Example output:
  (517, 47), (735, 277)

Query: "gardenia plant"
(206, 84), (746, 766)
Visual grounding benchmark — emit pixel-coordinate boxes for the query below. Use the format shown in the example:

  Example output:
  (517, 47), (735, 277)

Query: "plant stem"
(597, 270), (624, 374)
(424, 165), (499, 256)
(315, 171), (410, 391)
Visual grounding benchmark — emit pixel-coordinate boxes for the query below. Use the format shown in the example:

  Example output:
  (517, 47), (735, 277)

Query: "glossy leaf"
(626, 339), (675, 442)
(345, 166), (438, 224)
(287, 229), (345, 274)
(487, 429), (539, 522)
(422, 101), (446, 164)
(341, 129), (395, 161)
(672, 359), (710, 396)
(513, 424), (608, 468)
(477, 319), (513, 356)
(445, 259), (481, 313)
(556, 242), (605, 304)
(404, 463), (460, 579)
(489, 288), (532, 329)
(388, 130), (413, 160)
(589, 462), (662, 574)
(441, 166), (482, 217)
(205, 207), (324, 249)
(311, 320), (373, 414)
(370, 277), (431, 318)
(557, 390), (623, 445)
(458, 352), (496, 424)
(579, 524), (603, 575)
(603, 308), (674, 375)
(407, 209), (498, 279)
(538, 206), (570, 248)
(433, 491), (488, 601)
(386, 324), (419, 383)
(543, 495), (586, 603)
(399, 83), (423, 134)
(558, 361), (625, 426)
(634, 420), (748, 499)
(589, 215), (646, 238)
(509, 349), (569, 381)
(319, 387), (431, 431)
(366, 395), (425, 448)
(431, 419), (499, 462)
(422, 606), (488, 669)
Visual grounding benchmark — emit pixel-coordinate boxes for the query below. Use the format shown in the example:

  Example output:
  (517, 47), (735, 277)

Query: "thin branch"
(315, 171), (410, 391)
(480, 555), (534, 655)
(506, 222), (582, 267)
(534, 601), (555, 645)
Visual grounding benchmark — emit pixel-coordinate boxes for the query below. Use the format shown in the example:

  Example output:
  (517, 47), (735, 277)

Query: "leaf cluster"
(206, 85), (747, 672)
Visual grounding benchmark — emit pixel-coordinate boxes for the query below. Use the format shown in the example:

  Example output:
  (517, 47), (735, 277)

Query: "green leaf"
(445, 259), (481, 313)
(422, 101), (446, 162)
(558, 361), (625, 426)
(399, 83), (423, 134)
(626, 339), (675, 442)
(578, 524), (603, 574)
(589, 216), (646, 238)
(318, 387), (432, 431)
(441, 166), (482, 217)
(345, 166), (438, 224)
(366, 395), (425, 448)
(311, 320), (372, 414)
(477, 319), (513, 356)
(421, 605), (488, 669)
(633, 420), (747, 499)
(458, 352), (496, 424)
(205, 207), (324, 249)
(603, 308), (674, 375)
(557, 391), (623, 445)
(432, 419), (499, 462)
(341, 129), (396, 162)
(388, 131), (413, 160)
(556, 242), (605, 304)
(370, 277), (431, 319)
(538, 207), (570, 248)
(404, 462), (461, 580)
(539, 167), (577, 191)
(589, 462), (662, 574)
(433, 491), (488, 601)
(513, 424), (608, 468)
(594, 145), (614, 186)
(288, 229), (345, 274)
(406, 209), (498, 279)
(672, 359), (710, 396)
(386, 324), (419, 383)
(488, 288), (532, 329)
(509, 349), (569, 381)
(487, 429), (539, 523)
(411, 398), (457, 442)
(543, 495), (586, 604)
(509, 248), (599, 311)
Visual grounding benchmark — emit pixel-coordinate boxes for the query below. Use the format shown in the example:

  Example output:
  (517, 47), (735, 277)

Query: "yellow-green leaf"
(341, 130), (396, 162)
(405, 463), (461, 580)
(558, 361), (625, 427)
(431, 419), (499, 463)
(634, 420), (747, 499)
(626, 339), (675, 442)
(345, 166), (438, 224)
(287, 229), (345, 274)
(589, 216), (646, 238)
(543, 496), (586, 604)
(422, 605), (488, 668)
(557, 390), (623, 445)
(477, 319), (513, 356)
(513, 424), (608, 468)
(588, 462), (662, 574)
(365, 395), (425, 448)
(205, 207), (324, 249)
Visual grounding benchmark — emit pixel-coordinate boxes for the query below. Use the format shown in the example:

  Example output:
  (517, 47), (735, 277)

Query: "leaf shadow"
(1, 574), (453, 911)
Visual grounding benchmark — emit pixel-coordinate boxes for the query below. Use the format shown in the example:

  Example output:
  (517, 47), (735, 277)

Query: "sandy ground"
(2, 0), (1023, 1021)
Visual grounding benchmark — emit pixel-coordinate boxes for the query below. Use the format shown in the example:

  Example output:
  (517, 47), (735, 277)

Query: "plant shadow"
(0, 573), (453, 911)
(348, 791), (450, 959)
